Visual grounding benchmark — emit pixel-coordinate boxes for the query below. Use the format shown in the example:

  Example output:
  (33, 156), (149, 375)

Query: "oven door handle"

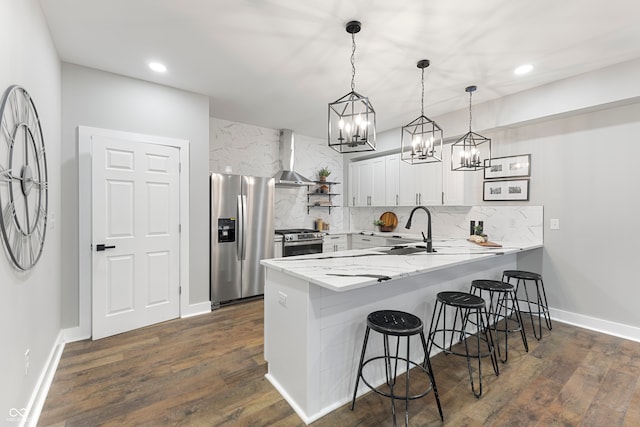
(283, 239), (324, 247)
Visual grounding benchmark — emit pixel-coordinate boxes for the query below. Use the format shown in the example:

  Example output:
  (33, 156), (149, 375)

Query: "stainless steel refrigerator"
(210, 173), (275, 307)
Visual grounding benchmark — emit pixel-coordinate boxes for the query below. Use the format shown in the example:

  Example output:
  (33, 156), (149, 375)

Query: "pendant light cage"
(451, 85), (491, 171)
(328, 20), (376, 153)
(401, 59), (443, 165)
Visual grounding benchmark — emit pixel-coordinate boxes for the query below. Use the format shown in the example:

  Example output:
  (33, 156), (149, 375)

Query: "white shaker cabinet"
(385, 154), (400, 206)
(351, 234), (387, 249)
(348, 162), (358, 207)
(398, 159), (442, 206)
(442, 146), (467, 205)
(350, 157), (386, 206)
(323, 234), (348, 253)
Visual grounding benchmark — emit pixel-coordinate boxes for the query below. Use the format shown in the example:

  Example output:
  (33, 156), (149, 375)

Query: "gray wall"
(349, 60), (640, 334)
(0, 0), (62, 417)
(61, 63), (211, 329)
(487, 104), (640, 328)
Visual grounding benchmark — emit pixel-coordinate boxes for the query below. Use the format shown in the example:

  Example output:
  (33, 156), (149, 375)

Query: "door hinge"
(179, 162), (182, 173)
(179, 285), (182, 295)
(179, 224), (181, 233)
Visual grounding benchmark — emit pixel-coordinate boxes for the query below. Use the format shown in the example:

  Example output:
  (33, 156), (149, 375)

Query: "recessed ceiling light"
(148, 62), (167, 73)
(514, 64), (533, 75)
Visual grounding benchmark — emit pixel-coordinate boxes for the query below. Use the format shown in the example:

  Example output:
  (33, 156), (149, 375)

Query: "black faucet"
(405, 206), (436, 253)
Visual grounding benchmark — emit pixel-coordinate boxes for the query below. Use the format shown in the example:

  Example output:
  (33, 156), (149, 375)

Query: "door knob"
(96, 244), (116, 251)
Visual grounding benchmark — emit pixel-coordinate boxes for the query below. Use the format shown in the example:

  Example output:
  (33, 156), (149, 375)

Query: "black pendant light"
(451, 85), (491, 171)
(400, 59), (443, 165)
(328, 20), (376, 153)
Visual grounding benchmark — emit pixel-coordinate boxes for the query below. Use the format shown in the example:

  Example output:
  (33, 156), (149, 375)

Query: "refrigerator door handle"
(238, 194), (247, 260)
(237, 194), (243, 260)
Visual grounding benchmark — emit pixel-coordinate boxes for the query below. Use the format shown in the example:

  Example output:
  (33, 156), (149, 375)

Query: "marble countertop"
(261, 239), (542, 292)
(323, 230), (429, 240)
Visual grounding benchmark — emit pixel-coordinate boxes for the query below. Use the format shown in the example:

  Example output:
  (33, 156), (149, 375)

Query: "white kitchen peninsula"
(261, 236), (542, 424)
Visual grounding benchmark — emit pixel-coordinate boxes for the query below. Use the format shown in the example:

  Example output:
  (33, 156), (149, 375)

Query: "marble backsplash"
(209, 117), (345, 231)
(350, 205), (543, 244)
(210, 118), (542, 241)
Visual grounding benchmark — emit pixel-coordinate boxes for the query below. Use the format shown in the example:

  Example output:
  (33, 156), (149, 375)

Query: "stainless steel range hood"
(274, 129), (315, 187)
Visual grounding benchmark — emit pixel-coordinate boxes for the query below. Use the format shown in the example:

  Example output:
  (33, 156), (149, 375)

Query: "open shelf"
(307, 181), (340, 214)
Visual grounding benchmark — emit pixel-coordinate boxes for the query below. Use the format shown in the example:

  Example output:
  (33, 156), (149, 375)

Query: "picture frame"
(484, 154), (531, 179)
(483, 179), (530, 201)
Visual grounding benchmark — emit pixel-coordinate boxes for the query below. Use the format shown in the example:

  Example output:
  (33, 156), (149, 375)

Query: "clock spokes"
(0, 85), (48, 271)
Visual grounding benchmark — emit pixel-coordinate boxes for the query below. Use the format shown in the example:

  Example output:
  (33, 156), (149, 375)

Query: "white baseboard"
(550, 308), (640, 343)
(62, 325), (91, 343)
(181, 301), (211, 318)
(21, 332), (65, 427)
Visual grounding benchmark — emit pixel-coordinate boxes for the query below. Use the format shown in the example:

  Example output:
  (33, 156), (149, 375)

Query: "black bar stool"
(426, 291), (499, 398)
(502, 270), (552, 340)
(470, 280), (528, 362)
(351, 310), (443, 426)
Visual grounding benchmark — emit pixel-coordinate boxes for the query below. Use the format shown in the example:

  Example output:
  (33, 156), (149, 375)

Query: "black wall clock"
(0, 85), (48, 271)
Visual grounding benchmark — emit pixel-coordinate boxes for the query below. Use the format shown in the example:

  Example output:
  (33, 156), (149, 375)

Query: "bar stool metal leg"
(426, 292), (498, 399)
(352, 310), (443, 426)
(503, 270), (552, 341)
(470, 280), (529, 363)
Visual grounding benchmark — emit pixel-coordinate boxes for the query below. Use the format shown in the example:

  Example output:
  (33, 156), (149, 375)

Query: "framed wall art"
(483, 179), (530, 201)
(484, 154), (530, 179)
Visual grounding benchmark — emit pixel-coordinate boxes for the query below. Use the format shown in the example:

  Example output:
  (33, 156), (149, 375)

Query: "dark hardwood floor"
(39, 299), (640, 426)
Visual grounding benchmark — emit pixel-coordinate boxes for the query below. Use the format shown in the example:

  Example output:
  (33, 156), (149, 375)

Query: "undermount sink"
(378, 246), (427, 255)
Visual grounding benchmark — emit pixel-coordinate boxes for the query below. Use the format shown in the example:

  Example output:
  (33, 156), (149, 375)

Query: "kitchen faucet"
(405, 206), (436, 253)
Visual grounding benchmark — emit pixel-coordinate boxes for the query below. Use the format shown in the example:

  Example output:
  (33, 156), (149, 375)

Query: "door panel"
(93, 136), (180, 339)
(105, 254), (135, 315)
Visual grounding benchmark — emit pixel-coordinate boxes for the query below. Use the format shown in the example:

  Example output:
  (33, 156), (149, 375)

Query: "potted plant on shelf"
(318, 166), (331, 182)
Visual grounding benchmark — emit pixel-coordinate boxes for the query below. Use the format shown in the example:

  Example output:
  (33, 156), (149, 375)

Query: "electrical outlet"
(25, 349), (30, 375)
(550, 218), (560, 230)
(278, 291), (287, 308)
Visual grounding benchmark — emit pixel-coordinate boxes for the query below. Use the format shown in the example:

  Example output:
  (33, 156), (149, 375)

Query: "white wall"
(209, 118), (345, 231)
(0, 0), (62, 420)
(60, 63), (211, 331)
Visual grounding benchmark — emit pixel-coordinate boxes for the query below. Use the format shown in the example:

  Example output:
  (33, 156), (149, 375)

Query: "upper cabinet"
(350, 153), (444, 207)
(441, 146), (467, 205)
(351, 157), (386, 206)
(398, 158), (441, 206)
(385, 155), (400, 206)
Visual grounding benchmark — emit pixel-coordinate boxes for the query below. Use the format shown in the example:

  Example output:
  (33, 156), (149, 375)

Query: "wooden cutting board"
(379, 211), (398, 232)
(467, 239), (502, 248)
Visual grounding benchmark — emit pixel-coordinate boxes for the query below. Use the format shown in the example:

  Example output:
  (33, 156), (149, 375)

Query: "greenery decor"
(318, 166), (331, 178)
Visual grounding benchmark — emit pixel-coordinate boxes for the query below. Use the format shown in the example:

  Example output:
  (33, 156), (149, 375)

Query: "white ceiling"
(39, 0), (640, 139)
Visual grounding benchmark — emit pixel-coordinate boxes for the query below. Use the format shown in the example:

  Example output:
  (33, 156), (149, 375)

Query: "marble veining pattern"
(350, 205), (543, 243)
(262, 239), (540, 292)
(209, 117), (344, 231)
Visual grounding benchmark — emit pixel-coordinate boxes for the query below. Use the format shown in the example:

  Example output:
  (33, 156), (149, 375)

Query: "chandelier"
(451, 85), (491, 171)
(400, 59), (442, 165)
(328, 20), (376, 153)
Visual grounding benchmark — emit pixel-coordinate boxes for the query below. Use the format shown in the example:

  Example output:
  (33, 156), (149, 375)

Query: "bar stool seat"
(352, 310), (443, 426)
(470, 280), (528, 362)
(502, 270), (552, 340)
(426, 291), (499, 398)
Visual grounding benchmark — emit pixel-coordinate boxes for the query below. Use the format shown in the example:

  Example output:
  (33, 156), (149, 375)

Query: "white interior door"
(91, 135), (180, 339)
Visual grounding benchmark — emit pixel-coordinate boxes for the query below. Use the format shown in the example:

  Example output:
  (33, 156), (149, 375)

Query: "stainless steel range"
(275, 229), (324, 257)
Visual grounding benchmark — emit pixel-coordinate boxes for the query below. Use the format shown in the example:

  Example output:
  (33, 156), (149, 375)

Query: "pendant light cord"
(468, 90), (473, 133)
(421, 67), (425, 117)
(351, 32), (356, 92)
